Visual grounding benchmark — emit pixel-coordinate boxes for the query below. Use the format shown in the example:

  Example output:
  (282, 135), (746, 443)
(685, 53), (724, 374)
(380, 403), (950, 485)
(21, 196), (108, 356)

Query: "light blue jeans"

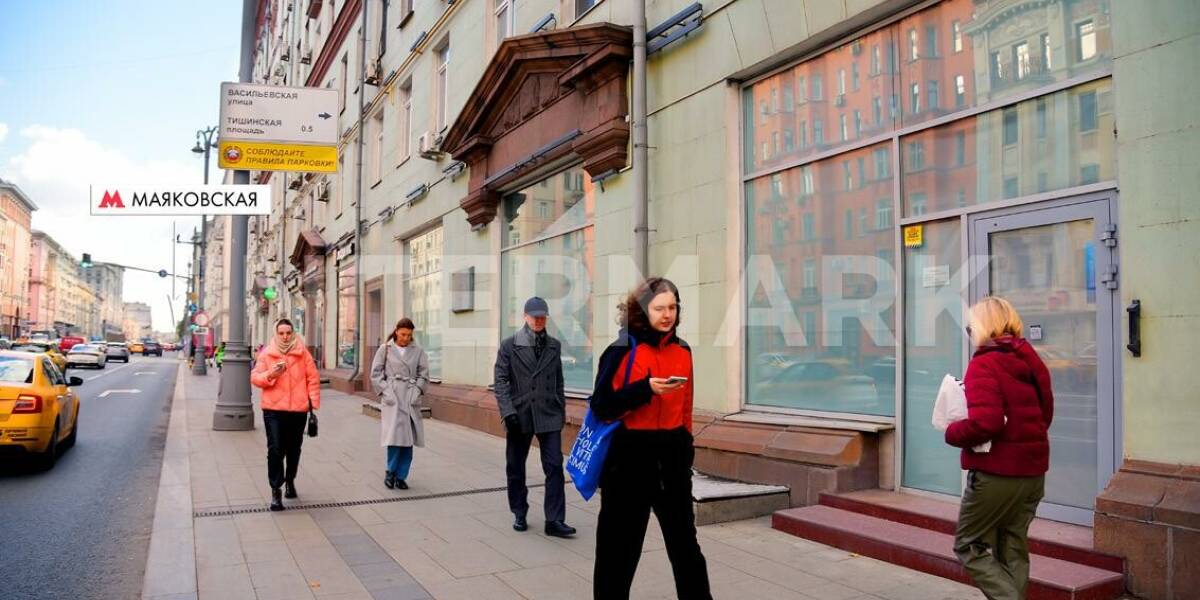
(386, 445), (414, 480)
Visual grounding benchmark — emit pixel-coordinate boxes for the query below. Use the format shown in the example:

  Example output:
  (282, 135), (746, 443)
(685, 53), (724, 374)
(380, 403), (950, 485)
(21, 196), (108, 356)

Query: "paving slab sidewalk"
(142, 362), (986, 600)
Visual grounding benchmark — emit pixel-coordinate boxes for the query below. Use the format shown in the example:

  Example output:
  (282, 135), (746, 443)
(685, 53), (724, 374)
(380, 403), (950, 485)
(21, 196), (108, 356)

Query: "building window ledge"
(724, 410), (894, 433)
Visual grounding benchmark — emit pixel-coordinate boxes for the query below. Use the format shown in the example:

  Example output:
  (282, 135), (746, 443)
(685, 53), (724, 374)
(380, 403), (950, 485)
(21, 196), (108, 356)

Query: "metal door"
(970, 195), (1119, 525)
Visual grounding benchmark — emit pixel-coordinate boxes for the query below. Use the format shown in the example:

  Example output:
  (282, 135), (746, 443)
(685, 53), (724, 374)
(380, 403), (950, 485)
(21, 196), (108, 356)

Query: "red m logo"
(99, 190), (124, 208)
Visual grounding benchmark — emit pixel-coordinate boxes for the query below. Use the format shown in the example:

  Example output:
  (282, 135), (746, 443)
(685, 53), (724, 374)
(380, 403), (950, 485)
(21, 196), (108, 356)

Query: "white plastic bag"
(932, 374), (992, 453)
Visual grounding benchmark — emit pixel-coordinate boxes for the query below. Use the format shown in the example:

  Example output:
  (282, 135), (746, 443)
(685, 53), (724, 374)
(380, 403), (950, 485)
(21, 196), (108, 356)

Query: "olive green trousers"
(954, 471), (1045, 600)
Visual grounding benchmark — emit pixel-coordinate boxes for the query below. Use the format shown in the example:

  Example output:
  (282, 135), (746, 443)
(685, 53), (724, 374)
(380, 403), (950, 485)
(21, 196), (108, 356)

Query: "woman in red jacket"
(590, 277), (711, 600)
(946, 297), (1054, 600)
(251, 319), (321, 511)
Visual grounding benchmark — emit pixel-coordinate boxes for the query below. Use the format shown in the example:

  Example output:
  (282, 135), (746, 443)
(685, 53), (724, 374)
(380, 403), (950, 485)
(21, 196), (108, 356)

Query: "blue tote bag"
(566, 336), (637, 501)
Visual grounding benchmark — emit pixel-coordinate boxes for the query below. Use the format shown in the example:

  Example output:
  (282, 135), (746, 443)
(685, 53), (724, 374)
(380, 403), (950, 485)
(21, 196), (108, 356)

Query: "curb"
(139, 363), (197, 600)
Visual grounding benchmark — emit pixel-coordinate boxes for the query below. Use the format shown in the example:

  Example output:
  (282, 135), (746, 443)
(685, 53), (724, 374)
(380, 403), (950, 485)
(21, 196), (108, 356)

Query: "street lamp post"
(212, 0), (259, 432)
(191, 126), (217, 375)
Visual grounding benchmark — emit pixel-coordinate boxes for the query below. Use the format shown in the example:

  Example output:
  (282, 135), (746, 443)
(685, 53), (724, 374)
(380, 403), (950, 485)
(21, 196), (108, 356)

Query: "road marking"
(135, 372), (156, 375)
(98, 389), (141, 398)
(83, 362), (135, 381)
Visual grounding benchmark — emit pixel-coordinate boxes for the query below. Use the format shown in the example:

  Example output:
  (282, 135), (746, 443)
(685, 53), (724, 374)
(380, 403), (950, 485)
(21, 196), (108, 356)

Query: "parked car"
(129, 341), (145, 354)
(752, 359), (879, 411)
(11, 342), (69, 372)
(0, 350), (83, 470)
(0, 338), (11, 350)
(67, 344), (107, 369)
(59, 336), (86, 352)
(142, 341), (163, 357)
(105, 342), (131, 363)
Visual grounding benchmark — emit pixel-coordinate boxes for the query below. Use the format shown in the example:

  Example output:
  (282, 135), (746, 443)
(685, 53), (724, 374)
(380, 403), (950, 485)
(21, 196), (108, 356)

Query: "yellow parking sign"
(903, 225), (924, 248)
(218, 140), (338, 173)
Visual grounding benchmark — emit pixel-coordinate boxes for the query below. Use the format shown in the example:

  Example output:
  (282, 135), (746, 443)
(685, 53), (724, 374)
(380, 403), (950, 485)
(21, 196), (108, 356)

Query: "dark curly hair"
(617, 277), (681, 338)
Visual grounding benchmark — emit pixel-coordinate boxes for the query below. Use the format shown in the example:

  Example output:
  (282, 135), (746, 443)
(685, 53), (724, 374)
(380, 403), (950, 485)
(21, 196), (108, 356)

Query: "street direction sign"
(219, 82), (339, 145)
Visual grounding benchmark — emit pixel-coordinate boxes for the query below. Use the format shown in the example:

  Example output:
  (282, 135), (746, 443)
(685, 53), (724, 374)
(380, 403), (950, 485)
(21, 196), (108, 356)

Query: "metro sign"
(98, 190), (125, 208)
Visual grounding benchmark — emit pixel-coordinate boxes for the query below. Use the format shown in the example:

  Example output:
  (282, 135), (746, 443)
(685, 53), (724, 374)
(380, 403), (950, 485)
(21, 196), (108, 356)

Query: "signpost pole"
(212, 0), (259, 432)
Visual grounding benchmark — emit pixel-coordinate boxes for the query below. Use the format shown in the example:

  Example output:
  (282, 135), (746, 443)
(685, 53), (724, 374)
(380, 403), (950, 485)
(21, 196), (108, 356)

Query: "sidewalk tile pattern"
(145, 364), (989, 599)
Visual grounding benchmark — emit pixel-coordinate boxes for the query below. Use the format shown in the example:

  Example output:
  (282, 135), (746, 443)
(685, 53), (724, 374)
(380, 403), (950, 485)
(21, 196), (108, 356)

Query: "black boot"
(284, 480), (297, 499)
(545, 521), (576, 538)
(269, 488), (284, 511)
(384, 472), (396, 489)
(395, 479), (409, 490)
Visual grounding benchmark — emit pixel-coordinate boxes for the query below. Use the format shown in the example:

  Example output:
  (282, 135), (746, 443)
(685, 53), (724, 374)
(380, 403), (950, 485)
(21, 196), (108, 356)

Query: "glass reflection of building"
(500, 166), (596, 391)
(741, 0), (1113, 429)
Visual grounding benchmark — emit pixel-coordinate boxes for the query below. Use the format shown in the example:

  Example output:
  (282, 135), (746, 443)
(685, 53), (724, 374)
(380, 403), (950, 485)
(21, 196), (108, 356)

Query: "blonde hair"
(967, 297), (1024, 347)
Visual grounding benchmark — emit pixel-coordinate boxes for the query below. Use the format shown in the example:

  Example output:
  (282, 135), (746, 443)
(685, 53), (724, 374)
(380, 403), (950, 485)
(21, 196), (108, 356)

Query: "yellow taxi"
(11, 341), (69, 372)
(129, 341), (145, 354)
(0, 350), (82, 469)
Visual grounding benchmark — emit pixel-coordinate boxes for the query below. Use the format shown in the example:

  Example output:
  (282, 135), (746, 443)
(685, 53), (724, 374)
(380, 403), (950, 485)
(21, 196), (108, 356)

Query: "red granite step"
(818, 490), (1124, 572)
(773, 505), (1125, 600)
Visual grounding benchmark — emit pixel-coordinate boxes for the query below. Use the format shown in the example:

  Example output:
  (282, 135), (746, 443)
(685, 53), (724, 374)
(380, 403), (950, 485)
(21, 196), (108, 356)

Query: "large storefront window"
(895, 0), (1112, 129)
(902, 78), (1114, 215)
(500, 165), (595, 391)
(336, 263), (357, 369)
(742, 0), (1113, 424)
(743, 27), (898, 174)
(744, 142), (897, 417)
(404, 227), (443, 378)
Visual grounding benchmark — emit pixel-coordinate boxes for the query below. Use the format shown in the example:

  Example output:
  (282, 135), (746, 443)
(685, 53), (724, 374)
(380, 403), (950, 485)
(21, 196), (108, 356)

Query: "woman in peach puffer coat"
(251, 318), (321, 511)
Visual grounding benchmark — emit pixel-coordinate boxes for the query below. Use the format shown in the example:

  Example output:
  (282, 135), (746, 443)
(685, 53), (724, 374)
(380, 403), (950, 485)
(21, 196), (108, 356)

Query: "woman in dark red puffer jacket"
(946, 296), (1054, 600)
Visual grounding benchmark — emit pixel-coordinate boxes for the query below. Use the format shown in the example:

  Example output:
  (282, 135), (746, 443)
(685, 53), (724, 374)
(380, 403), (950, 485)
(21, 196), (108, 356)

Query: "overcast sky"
(0, 1), (243, 333)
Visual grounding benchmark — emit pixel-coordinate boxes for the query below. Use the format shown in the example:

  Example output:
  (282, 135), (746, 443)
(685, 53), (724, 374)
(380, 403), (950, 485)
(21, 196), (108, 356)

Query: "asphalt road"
(0, 353), (180, 600)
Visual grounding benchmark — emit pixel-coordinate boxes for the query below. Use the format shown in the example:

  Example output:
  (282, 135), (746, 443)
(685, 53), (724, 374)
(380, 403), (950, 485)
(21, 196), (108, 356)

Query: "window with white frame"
(435, 41), (450, 132)
(398, 79), (412, 162)
(370, 110), (384, 184)
(495, 0), (514, 45)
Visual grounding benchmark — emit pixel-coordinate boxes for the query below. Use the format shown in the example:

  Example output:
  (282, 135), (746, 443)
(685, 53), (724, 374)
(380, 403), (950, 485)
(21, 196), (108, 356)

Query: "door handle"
(1126, 299), (1141, 357)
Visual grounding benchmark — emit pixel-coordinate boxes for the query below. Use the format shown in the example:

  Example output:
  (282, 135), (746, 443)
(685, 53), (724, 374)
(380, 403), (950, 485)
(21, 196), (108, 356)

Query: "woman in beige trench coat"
(370, 318), (429, 490)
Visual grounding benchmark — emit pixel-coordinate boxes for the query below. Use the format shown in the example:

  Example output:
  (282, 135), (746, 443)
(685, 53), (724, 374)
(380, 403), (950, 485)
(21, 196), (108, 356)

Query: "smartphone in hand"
(665, 376), (689, 385)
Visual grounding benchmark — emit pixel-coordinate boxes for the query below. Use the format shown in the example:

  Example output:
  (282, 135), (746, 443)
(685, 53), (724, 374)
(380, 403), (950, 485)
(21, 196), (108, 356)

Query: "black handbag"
(307, 397), (318, 437)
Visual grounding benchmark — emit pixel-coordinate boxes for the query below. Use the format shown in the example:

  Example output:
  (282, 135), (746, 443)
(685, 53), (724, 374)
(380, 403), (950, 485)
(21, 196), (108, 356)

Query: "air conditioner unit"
(365, 59), (382, 86)
(417, 132), (444, 160)
(300, 50), (312, 65)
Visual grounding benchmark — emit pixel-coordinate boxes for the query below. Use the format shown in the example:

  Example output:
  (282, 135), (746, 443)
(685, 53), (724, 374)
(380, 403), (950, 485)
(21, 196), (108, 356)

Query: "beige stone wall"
(1112, 0), (1200, 466)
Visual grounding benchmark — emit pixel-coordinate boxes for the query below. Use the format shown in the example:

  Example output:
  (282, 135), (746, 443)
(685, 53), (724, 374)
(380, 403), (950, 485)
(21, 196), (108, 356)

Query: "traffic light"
(262, 286), (278, 301)
(81, 253), (93, 268)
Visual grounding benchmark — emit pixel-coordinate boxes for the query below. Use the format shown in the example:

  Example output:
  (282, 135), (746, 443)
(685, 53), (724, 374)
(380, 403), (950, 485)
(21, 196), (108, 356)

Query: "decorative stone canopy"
(442, 24), (633, 228)
(288, 228), (328, 270)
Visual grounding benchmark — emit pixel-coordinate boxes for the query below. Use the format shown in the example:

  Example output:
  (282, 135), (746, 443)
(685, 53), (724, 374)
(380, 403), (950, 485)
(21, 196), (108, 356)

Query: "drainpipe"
(348, 0), (368, 384)
(632, 0), (649, 277)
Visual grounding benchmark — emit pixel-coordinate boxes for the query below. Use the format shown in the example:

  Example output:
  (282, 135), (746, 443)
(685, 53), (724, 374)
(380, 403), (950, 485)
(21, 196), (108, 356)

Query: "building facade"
(122, 302), (153, 342)
(29, 230), (101, 338)
(0, 179), (36, 338)
(240, 1), (1199, 596)
(83, 262), (127, 340)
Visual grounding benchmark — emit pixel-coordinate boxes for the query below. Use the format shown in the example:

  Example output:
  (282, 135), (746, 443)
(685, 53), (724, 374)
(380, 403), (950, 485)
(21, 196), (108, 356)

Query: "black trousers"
(505, 429), (566, 522)
(594, 427), (711, 600)
(263, 409), (308, 490)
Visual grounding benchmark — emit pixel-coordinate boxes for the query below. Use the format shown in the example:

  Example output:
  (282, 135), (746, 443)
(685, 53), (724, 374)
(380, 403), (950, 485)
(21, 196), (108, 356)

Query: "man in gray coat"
(494, 297), (576, 538)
